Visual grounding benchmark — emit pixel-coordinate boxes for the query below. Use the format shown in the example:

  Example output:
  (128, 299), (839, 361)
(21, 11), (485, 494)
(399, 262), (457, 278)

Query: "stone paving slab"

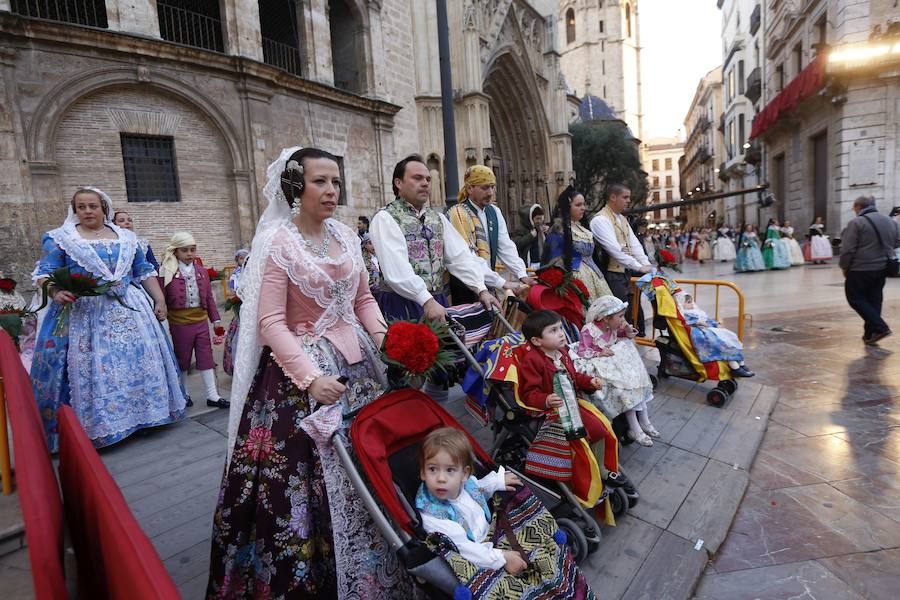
(0, 373), (775, 600)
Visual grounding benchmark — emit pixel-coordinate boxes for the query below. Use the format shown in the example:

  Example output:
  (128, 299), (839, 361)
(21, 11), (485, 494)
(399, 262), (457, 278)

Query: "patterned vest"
(380, 199), (446, 293)
(600, 205), (630, 273)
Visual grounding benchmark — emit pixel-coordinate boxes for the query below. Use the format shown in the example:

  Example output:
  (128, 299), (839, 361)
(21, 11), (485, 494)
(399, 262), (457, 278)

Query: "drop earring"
(291, 197), (301, 216)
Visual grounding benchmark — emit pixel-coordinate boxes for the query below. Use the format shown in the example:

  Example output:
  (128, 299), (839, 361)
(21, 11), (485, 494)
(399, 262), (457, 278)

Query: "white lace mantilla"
(269, 219), (365, 339)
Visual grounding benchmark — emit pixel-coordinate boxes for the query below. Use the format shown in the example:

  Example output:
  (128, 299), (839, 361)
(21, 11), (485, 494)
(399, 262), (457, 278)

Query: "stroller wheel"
(579, 511), (603, 553)
(719, 379), (738, 395)
(556, 517), (589, 564)
(608, 487), (629, 518)
(707, 388), (728, 407)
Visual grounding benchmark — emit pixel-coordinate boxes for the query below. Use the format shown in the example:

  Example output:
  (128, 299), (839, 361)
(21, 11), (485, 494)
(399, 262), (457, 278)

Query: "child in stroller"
(417, 427), (526, 573)
(517, 310), (620, 510)
(572, 295), (658, 447)
(338, 388), (597, 599)
(678, 293), (754, 378)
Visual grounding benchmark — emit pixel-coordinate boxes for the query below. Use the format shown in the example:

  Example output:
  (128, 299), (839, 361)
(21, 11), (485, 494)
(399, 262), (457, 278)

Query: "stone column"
(305, 0), (335, 86)
(104, 0), (161, 38)
(365, 1), (386, 99)
(222, 0), (264, 61)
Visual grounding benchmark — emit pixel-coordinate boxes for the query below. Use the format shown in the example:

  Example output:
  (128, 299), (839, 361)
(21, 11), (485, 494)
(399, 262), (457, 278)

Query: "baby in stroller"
(417, 427), (527, 574)
(573, 295), (658, 447)
(678, 293), (754, 378)
(517, 310), (621, 509)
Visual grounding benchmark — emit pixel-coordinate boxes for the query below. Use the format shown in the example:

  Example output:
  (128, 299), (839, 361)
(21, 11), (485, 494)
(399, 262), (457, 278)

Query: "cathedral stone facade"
(0, 0), (572, 282)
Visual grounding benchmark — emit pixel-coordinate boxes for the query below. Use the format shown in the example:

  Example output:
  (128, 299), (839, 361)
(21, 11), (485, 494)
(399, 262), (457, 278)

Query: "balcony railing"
(157, 2), (224, 53)
(262, 37), (303, 76)
(749, 4), (762, 36)
(745, 66), (762, 103)
(11, 0), (108, 28)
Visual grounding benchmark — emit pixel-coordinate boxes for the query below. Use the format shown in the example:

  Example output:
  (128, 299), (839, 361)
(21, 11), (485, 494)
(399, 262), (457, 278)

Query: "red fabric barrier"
(57, 405), (180, 600)
(0, 330), (68, 599)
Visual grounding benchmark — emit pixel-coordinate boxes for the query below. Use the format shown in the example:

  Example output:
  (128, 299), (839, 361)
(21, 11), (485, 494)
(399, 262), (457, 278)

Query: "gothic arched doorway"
(483, 51), (552, 230)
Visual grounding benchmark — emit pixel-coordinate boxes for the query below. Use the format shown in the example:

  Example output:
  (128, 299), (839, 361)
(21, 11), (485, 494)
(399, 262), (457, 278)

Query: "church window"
(10, 0), (107, 27)
(120, 135), (181, 203)
(566, 8), (576, 44)
(625, 4), (632, 38)
(259, 0), (305, 76)
(329, 0), (363, 93)
(599, 20), (604, 33)
(157, 1), (225, 52)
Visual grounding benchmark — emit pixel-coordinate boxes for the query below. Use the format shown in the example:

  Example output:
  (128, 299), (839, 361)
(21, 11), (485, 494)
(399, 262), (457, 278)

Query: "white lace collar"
(42, 221), (137, 283)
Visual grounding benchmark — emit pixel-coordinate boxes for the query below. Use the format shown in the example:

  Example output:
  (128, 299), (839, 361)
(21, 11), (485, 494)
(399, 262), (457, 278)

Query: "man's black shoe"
(207, 398), (230, 409)
(185, 396), (193, 408)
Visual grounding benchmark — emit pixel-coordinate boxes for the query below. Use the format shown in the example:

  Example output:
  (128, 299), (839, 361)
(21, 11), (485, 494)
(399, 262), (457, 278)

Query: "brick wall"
(53, 86), (238, 269)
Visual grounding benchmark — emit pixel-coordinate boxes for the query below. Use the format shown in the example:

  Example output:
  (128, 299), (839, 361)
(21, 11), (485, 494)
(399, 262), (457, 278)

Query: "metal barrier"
(630, 277), (748, 347)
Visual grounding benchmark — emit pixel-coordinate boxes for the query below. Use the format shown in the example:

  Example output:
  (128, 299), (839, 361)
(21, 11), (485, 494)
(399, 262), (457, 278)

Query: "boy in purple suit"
(159, 232), (229, 409)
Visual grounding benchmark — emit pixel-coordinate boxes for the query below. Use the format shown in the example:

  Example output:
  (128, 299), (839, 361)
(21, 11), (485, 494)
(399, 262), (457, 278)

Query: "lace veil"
(226, 146), (301, 464)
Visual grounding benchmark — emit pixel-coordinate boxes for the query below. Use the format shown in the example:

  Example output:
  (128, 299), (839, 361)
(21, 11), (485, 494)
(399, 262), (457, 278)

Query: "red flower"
(0, 278), (15, 291)
(71, 273), (85, 279)
(571, 279), (589, 296)
(660, 249), (677, 263)
(206, 268), (219, 280)
(384, 321), (439, 374)
(539, 267), (565, 288)
(214, 325), (226, 336)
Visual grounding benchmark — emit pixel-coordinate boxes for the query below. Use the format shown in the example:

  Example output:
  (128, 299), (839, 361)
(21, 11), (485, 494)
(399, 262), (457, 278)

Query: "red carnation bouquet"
(37, 267), (134, 336)
(380, 319), (456, 386)
(206, 267), (223, 281)
(537, 266), (590, 309)
(0, 277), (15, 292)
(223, 295), (242, 316)
(655, 248), (682, 273)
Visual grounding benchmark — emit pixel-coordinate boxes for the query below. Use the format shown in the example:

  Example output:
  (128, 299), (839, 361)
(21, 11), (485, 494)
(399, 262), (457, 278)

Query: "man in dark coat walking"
(839, 196), (900, 345)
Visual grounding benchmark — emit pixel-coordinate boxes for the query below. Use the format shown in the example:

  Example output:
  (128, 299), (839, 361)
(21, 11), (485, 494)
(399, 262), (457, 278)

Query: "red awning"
(750, 54), (827, 140)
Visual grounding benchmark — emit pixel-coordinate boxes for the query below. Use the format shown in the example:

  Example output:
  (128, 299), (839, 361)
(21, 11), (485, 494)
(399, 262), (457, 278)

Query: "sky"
(640, 0), (723, 141)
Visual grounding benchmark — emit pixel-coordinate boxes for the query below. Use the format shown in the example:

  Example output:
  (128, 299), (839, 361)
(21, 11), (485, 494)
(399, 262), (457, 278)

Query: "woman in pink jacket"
(207, 147), (414, 598)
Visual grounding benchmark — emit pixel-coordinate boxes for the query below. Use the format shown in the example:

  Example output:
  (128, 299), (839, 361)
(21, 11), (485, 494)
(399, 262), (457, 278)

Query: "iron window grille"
(120, 135), (181, 203)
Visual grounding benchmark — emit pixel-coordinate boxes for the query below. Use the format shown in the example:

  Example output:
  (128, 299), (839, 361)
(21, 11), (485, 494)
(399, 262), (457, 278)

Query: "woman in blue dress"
(31, 187), (186, 452)
(762, 218), (791, 270)
(734, 224), (766, 272)
(542, 186), (613, 300)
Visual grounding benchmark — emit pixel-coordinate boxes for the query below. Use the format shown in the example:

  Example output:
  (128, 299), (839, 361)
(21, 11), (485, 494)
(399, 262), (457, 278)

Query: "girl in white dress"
(781, 221), (805, 265)
(808, 217), (832, 263)
(573, 295), (657, 447)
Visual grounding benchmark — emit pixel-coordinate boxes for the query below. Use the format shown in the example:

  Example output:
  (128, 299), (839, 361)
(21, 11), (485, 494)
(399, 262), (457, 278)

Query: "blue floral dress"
(31, 225), (186, 452)
(545, 223), (613, 300)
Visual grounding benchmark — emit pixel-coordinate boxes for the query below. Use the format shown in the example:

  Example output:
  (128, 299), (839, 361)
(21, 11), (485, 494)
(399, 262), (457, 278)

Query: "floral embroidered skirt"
(206, 335), (416, 599)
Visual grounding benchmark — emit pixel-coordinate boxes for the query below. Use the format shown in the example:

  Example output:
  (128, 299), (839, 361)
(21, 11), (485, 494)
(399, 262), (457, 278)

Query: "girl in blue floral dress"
(31, 187), (185, 452)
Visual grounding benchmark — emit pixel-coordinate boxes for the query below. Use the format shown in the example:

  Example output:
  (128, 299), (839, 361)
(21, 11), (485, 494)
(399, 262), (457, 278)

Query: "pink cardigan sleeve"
(257, 255), (323, 390)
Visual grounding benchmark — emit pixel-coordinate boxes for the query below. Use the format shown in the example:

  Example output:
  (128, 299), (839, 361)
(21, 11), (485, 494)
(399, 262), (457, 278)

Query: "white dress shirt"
(589, 211), (650, 271)
(420, 466), (509, 570)
(370, 205), (487, 307)
(464, 201), (528, 288)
